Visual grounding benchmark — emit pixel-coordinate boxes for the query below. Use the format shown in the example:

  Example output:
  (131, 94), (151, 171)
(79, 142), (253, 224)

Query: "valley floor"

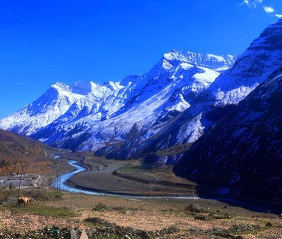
(1, 152), (281, 238)
(68, 158), (195, 197)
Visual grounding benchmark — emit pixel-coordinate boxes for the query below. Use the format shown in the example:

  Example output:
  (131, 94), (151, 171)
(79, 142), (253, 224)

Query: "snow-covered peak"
(207, 18), (282, 106)
(71, 81), (97, 95)
(147, 50), (236, 81)
(102, 81), (125, 91)
(51, 81), (100, 96)
(249, 18), (282, 51)
(0, 81), (85, 135)
(163, 50), (237, 72)
(51, 82), (71, 92)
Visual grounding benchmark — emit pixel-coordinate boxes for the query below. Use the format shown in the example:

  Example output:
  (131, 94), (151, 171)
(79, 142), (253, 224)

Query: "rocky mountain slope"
(173, 67), (282, 199)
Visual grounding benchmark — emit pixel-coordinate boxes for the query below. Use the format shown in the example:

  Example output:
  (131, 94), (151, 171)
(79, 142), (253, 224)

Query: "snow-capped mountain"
(207, 18), (282, 106)
(173, 66), (282, 199)
(1, 18), (281, 164)
(94, 18), (282, 162)
(0, 82), (85, 136)
(0, 50), (235, 152)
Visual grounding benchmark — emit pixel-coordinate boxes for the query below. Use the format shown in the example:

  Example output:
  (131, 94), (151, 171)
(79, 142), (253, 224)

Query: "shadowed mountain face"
(173, 67), (282, 199)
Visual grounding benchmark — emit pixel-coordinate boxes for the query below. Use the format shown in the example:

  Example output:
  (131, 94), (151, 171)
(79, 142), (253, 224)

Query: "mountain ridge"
(0, 50), (236, 153)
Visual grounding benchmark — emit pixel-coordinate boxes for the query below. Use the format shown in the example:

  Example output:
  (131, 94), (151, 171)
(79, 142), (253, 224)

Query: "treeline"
(0, 159), (53, 175)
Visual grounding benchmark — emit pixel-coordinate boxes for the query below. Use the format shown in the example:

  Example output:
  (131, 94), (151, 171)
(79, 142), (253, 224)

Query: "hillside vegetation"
(0, 129), (53, 175)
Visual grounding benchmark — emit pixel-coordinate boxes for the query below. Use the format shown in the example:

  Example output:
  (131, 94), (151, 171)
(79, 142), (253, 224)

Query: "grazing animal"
(17, 197), (32, 207)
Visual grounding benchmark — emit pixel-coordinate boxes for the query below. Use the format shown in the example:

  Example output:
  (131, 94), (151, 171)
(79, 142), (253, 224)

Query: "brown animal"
(17, 197), (32, 207)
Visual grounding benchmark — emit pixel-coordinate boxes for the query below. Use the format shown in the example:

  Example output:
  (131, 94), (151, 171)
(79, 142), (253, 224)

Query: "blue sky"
(0, 0), (281, 118)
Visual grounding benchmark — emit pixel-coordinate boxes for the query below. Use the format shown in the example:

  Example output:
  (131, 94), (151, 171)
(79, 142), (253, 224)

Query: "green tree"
(9, 182), (15, 190)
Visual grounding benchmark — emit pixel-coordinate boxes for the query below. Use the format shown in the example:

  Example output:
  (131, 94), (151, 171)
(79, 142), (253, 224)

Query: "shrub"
(92, 203), (111, 212)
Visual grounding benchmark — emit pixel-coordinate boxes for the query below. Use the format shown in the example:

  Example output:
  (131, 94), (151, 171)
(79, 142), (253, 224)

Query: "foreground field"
(1, 153), (281, 238)
(0, 189), (282, 238)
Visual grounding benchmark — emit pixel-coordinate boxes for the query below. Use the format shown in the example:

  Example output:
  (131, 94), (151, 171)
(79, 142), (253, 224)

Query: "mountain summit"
(208, 18), (282, 106)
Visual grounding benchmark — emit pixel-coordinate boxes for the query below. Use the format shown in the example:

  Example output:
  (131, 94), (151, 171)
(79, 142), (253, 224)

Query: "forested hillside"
(0, 129), (52, 175)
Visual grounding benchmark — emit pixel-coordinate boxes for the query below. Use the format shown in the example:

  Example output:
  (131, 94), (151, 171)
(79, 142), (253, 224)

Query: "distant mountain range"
(0, 51), (236, 153)
(1, 19), (281, 198)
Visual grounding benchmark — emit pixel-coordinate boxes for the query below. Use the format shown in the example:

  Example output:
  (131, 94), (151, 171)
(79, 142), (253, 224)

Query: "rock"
(186, 203), (204, 213)
(230, 223), (260, 233)
(206, 214), (216, 221)
(265, 222), (272, 227)
(14, 233), (22, 238)
(79, 229), (88, 239)
(194, 214), (215, 221)
(60, 227), (71, 238)
(5, 196), (18, 206)
(140, 230), (155, 239)
(194, 215), (208, 221)
(166, 226), (179, 234)
(70, 229), (78, 239)
(87, 229), (96, 238)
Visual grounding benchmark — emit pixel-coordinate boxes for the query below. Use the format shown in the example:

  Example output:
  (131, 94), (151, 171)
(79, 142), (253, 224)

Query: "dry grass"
(0, 189), (282, 238)
(42, 192), (282, 238)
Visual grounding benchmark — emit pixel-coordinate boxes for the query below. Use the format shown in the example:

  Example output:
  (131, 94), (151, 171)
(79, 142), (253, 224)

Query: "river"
(52, 160), (200, 199)
(51, 160), (278, 213)
(52, 160), (104, 195)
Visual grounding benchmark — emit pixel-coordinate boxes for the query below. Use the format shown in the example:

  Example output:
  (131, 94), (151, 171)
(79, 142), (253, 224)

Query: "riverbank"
(55, 157), (282, 214)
